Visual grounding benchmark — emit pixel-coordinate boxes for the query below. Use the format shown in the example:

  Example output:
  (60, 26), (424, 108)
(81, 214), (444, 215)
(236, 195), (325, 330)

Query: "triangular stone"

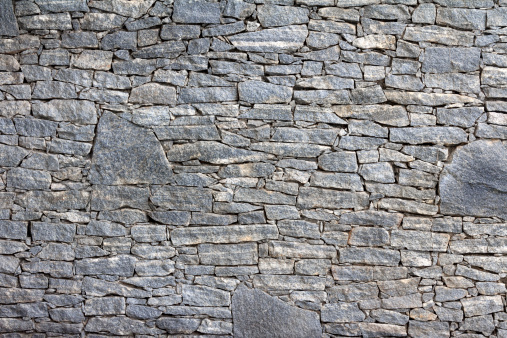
(89, 112), (172, 185)
(232, 285), (321, 338)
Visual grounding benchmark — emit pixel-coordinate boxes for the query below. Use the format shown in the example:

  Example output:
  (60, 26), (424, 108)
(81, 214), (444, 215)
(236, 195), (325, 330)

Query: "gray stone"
(86, 316), (163, 335)
(198, 243), (257, 265)
(19, 13), (71, 30)
(422, 47), (480, 73)
(113, 59), (157, 76)
(31, 222), (75, 243)
(349, 227), (390, 246)
(488, 7), (507, 27)
(32, 100), (97, 125)
(404, 25), (474, 46)
(26, 190), (89, 211)
(239, 81), (292, 104)
(76, 255), (136, 277)
(258, 5), (309, 27)
(172, 0), (220, 24)
(328, 283), (379, 302)
(182, 284), (230, 307)
(49, 308), (85, 323)
(160, 25), (201, 40)
(61, 32), (99, 48)
(229, 25), (308, 53)
(6, 168), (51, 190)
(440, 140), (506, 219)
(339, 248), (400, 266)
(322, 302), (365, 323)
(425, 73), (480, 94)
(408, 321), (450, 338)
(390, 127), (468, 145)
(359, 162), (394, 183)
(90, 112), (172, 185)
(91, 185), (149, 211)
(232, 285), (321, 337)
(179, 87), (237, 103)
(151, 186), (212, 212)
(270, 241), (335, 259)
(436, 107), (483, 128)
(251, 142), (327, 158)
(127, 305), (162, 320)
(0, 288), (44, 304)
(311, 172), (363, 191)
(0, 0), (19, 36)
(156, 318), (201, 334)
(436, 8), (486, 30)
(318, 152), (358, 172)
(297, 187), (369, 209)
(167, 141), (268, 164)
(171, 224), (278, 246)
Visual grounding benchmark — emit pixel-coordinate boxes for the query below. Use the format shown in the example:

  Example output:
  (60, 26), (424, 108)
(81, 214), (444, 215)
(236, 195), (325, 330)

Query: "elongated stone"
(297, 187), (369, 209)
(151, 186), (212, 212)
(339, 248), (400, 266)
(198, 243), (258, 265)
(0, 0), (19, 36)
(171, 224), (278, 246)
(167, 141), (268, 164)
(229, 25), (308, 53)
(390, 127), (468, 145)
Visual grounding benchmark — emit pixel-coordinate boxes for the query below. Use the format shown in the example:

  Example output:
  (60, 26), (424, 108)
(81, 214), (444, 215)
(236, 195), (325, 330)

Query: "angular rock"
(297, 187), (369, 209)
(179, 87), (237, 103)
(75, 255), (136, 277)
(436, 8), (486, 30)
(172, 0), (220, 24)
(90, 112), (172, 185)
(26, 190), (89, 211)
(422, 47), (480, 73)
(321, 302), (365, 323)
(404, 25), (474, 46)
(232, 285), (321, 338)
(91, 185), (149, 211)
(440, 140), (506, 219)
(151, 186), (212, 212)
(84, 297), (126, 316)
(7, 168), (51, 190)
(167, 141), (268, 164)
(156, 318), (201, 334)
(0, 0), (19, 36)
(339, 248), (400, 266)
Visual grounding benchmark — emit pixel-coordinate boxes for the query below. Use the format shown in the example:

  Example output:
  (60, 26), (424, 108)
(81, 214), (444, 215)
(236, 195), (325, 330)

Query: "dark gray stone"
(229, 25), (308, 53)
(91, 185), (150, 211)
(90, 112), (172, 185)
(440, 140), (507, 219)
(232, 285), (321, 338)
(0, 0), (19, 36)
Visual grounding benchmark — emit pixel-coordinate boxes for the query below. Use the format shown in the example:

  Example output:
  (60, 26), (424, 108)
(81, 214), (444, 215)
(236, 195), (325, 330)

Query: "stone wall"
(0, 0), (506, 336)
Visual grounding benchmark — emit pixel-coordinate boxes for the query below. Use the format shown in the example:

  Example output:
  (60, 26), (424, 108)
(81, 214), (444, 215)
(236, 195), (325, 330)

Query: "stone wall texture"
(0, 0), (506, 336)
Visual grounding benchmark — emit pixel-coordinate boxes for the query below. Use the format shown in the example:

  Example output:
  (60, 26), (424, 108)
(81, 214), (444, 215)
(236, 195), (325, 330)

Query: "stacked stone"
(0, 0), (506, 336)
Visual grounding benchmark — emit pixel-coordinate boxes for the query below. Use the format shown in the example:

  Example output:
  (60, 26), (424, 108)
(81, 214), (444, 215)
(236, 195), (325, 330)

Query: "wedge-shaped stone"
(253, 275), (325, 291)
(82, 277), (150, 298)
(390, 127), (468, 145)
(333, 105), (409, 126)
(151, 186), (212, 212)
(229, 25), (308, 53)
(198, 243), (258, 265)
(440, 140), (506, 219)
(339, 248), (400, 266)
(404, 25), (474, 46)
(232, 285), (321, 338)
(269, 241), (336, 258)
(91, 185), (149, 211)
(391, 230), (449, 252)
(167, 141), (268, 164)
(297, 187), (369, 209)
(171, 224), (278, 246)
(89, 112), (172, 184)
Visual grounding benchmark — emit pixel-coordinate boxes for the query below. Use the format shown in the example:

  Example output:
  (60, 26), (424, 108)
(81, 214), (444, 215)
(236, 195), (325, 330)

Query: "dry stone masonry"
(0, 0), (506, 336)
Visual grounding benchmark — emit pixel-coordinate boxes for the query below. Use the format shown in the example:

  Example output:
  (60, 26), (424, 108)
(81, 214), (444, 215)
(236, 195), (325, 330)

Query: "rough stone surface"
(0, 0), (505, 336)
(232, 285), (321, 338)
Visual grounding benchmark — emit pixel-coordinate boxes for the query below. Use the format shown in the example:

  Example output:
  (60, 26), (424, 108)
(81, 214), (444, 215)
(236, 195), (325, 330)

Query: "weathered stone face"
(0, 0), (506, 335)
(440, 140), (507, 219)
